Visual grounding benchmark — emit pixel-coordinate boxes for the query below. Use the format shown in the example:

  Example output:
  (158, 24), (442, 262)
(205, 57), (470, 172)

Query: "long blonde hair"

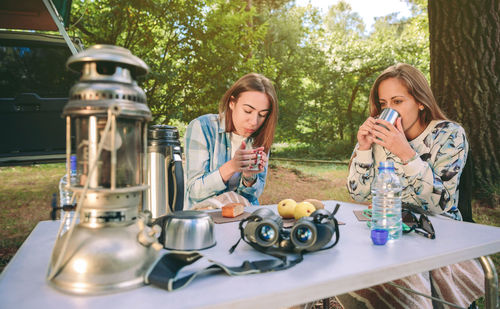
(219, 73), (278, 153)
(369, 63), (447, 125)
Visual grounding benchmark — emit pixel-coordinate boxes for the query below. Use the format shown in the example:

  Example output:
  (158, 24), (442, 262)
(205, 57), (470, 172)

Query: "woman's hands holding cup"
(246, 150), (267, 172)
(371, 118), (416, 162)
(357, 117), (376, 150)
(220, 141), (266, 183)
(233, 141), (265, 173)
(356, 116), (416, 162)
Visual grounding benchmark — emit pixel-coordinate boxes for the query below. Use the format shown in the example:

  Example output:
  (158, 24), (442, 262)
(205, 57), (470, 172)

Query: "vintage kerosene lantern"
(47, 45), (162, 295)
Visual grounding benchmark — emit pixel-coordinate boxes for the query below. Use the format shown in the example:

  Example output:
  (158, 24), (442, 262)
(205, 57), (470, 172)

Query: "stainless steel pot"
(160, 211), (216, 251)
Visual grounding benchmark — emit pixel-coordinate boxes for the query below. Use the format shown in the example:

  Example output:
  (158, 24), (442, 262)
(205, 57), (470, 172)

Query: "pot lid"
(168, 211), (209, 220)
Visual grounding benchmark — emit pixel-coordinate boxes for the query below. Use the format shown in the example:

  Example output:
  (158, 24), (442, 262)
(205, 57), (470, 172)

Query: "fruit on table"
(294, 201), (316, 220)
(303, 199), (324, 210)
(277, 198), (297, 219)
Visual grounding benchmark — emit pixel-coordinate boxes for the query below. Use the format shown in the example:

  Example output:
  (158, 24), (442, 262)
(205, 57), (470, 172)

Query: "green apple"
(277, 198), (297, 219)
(294, 201), (316, 220)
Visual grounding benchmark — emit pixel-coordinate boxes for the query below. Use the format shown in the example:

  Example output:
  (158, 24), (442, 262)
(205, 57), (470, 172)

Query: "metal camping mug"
(378, 108), (400, 129)
(248, 153), (262, 171)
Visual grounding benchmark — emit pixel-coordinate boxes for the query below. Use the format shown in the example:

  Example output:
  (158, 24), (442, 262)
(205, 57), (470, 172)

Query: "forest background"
(67, 0), (498, 202)
(69, 0), (430, 157)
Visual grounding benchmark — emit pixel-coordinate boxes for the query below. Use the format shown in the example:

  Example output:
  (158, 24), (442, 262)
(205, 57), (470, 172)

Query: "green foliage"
(70, 0), (270, 124)
(271, 140), (352, 161)
(68, 0), (430, 152)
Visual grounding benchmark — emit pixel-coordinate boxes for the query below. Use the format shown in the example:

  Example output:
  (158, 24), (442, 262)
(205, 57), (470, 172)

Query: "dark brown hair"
(219, 73), (278, 153)
(369, 63), (447, 125)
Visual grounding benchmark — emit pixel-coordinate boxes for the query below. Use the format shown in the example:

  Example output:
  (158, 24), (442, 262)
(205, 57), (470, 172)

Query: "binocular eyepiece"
(243, 207), (338, 252)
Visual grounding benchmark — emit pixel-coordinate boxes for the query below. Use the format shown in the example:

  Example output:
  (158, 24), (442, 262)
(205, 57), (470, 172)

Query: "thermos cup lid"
(148, 125), (180, 146)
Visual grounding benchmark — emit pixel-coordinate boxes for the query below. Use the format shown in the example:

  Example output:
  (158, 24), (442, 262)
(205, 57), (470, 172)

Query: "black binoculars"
(242, 207), (339, 253)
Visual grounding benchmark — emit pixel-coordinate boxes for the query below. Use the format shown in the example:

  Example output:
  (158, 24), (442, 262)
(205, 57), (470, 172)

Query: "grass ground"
(1, 161), (499, 306)
(0, 164), (63, 270)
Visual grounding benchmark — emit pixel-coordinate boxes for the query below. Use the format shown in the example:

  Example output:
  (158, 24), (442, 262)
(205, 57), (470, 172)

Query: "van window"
(0, 40), (78, 97)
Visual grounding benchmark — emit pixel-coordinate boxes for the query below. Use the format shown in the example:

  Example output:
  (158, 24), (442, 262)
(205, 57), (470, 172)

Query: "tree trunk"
(428, 0), (500, 194)
(347, 83), (360, 146)
(245, 0), (253, 59)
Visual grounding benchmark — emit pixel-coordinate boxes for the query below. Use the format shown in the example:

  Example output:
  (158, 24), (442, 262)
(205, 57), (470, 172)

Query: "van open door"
(0, 0), (82, 166)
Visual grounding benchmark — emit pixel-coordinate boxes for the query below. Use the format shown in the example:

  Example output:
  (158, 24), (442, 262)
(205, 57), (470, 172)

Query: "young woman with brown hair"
(348, 63), (465, 219)
(342, 63), (483, 308)
(185, 73), (278, 208)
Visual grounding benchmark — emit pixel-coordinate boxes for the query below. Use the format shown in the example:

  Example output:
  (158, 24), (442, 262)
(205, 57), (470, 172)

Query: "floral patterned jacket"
(347, 120), (468, 220)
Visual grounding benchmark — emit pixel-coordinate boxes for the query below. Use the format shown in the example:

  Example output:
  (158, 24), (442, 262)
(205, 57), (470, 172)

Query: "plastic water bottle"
(59, 155), (78, 232)
(370, 161), (402, 243)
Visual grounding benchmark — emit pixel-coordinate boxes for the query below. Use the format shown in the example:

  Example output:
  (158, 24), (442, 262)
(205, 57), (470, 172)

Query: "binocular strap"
(145, 250), (303, 291)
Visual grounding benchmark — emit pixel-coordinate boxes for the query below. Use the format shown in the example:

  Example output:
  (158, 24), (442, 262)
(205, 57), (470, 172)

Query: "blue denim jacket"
(184, 114), (268, 208)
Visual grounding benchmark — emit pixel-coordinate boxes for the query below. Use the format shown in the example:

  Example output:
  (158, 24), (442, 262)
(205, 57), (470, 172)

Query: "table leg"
(478, 256), (498, 309)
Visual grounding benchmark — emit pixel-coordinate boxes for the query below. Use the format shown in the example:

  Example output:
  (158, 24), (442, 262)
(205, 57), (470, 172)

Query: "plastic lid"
(371, 229), (389, 245)
(148, 125), (179, 140)
(378, 161), (395, 171)
(168, 210), (208, 220)
(147, 125), (181, 147)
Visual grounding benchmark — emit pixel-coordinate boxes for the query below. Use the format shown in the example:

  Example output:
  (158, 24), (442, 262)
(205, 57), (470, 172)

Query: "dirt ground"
(260, 164), (352, 205)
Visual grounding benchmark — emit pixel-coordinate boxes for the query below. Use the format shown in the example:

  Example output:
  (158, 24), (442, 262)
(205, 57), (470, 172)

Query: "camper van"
(0, 0), (82, 166)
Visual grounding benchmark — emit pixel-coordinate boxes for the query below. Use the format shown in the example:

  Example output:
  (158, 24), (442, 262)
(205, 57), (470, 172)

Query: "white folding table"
(1, 201), (499, 308)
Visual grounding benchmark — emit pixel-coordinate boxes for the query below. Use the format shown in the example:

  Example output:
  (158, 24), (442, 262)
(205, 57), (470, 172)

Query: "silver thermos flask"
(145, 125), (184, 218)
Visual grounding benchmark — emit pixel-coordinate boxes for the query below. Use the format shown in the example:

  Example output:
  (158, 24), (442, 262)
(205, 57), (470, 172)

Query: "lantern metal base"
(48, 219), (159, 295)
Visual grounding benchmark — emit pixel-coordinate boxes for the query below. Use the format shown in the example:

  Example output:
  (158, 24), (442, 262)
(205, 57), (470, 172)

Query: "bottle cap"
(371, 229), (389, 245)
(378, 161), (395, 171)
(70, 155), (77, 172)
